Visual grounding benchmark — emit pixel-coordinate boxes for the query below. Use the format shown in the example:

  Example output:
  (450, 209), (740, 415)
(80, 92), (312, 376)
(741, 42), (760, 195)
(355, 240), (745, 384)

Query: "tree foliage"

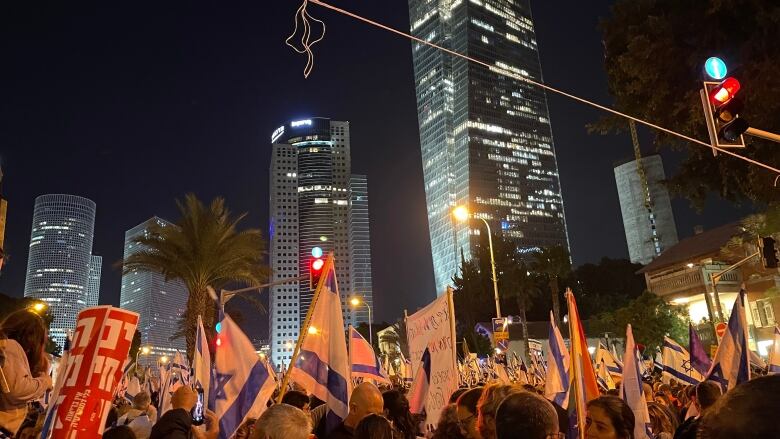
(574, 257), (646, 319)
(590, 291), (689, 353)
(532, 245), (571, 325)
(596, 0), (780, 206)
(121, 194), (268, 358)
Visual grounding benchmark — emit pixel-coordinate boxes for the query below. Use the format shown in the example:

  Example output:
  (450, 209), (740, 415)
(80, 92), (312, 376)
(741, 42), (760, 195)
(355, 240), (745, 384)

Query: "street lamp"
(136, 346), (151, 374)
(350, 296), (373, 346)
(452, 205), (502, 319)
(158, 355), (169, 367)
(30, 302), (47, 313)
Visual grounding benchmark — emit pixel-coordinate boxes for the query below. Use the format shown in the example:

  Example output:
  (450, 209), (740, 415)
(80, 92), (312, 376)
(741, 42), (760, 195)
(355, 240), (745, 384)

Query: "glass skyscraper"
(86, 255), (102, 308)
(408, 0), (570, 293)
(24, 194), (97, 349)
(268, 117), (373, 369)
(120, 217), (187, 365)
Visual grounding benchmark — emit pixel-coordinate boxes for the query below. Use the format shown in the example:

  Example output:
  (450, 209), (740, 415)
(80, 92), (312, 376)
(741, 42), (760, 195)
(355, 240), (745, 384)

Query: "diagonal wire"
(307, 0), (780, 177)
(286, 0), (326, 78)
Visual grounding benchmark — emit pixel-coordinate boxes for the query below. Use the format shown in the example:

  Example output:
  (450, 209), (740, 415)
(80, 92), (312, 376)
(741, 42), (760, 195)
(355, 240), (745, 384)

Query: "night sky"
(0, 1), (752, 338)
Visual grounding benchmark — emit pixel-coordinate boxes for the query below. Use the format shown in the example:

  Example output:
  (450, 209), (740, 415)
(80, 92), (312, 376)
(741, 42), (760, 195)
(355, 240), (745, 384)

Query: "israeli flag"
(597, 359), (616, 390)
(213, 314), (276, 439)
(544, 311), (570, 408)
(171, 351), (190, 387)
(289, 255), (351, 433)
(595, 343), (623, 377)
(349, 326), (390, 384)
(408, 348), (431, 415)
(706, 290), (750, 392)
(661, 337), (703, 385)
(194, 315), (211, 408)
(620, 324), (652, 439)
(125, 376), (142, 402)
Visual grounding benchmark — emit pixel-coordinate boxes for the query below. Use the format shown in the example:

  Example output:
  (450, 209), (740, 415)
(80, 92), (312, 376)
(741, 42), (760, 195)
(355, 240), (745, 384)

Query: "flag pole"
(566, 289), (585, 439)
(276, 253), (335, 403)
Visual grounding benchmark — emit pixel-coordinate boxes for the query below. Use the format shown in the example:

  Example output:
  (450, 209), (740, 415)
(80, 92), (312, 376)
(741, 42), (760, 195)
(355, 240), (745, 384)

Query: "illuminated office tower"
(24, 194), (96, 348)
(85, 255), (102, 308)
(408, 0), (570, 293)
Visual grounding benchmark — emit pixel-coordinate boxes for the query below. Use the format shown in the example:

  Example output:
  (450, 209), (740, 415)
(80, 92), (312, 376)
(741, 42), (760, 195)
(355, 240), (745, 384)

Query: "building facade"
(268, 117), (373, 368)
(24, 194), (97, 349)
(120, 217), (187, 365)
(85, 255), (102, 308)
(614, 155), (679, 265)
(408, 0), (570, 294)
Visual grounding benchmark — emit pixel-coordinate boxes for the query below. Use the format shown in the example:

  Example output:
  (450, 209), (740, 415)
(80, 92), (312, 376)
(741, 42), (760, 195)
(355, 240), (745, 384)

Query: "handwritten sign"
(43, 306), (139, 439)
(406, 290), (457, 428)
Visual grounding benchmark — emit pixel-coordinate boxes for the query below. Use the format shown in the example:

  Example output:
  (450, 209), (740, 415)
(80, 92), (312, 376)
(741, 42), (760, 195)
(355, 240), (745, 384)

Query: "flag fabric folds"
(769, 326), (780, 374)
(596, 359), (616, 390)
(689, 323), (711, 376)
(706, 290), (750, 392)
(595, 343), (623, 378)
(565, 291), (599, 439)
(213, 314), (276, 439)
(661, 337), (704, 385)
(621, 324), (652, 439)
(544, 311), (570, 408)
(194, 314), (212, 408)
(408, 348), (431, 415)
(349, 325), (390, 384)
(290, 255), (351, 434)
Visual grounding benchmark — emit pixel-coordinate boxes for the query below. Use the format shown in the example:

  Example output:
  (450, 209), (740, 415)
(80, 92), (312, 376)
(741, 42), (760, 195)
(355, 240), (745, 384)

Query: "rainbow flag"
(566, 289), (599, 439)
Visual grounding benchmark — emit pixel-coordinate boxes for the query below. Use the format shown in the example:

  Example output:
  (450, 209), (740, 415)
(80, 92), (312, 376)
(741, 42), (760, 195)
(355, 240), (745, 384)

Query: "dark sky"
(0, 1), (752, 338)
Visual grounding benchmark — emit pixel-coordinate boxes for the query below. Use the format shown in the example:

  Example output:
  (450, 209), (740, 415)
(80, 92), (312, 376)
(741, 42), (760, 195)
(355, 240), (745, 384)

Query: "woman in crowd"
(646, 402), (677, 439)
(456, 387), (483, 439)
(354, 413), (395, 439)
(476, 384), (522, 439)
(0, 310), (53, 437)
(382, 389), (417, 439)
(585, 395), (635, 439)
(431, 404), (467, 439)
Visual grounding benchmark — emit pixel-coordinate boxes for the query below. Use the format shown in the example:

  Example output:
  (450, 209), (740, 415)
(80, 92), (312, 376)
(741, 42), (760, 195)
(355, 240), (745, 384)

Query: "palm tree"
(502, 262), (540, 355)
(122, 194), (268, 357)
(532, 246), (571, 327)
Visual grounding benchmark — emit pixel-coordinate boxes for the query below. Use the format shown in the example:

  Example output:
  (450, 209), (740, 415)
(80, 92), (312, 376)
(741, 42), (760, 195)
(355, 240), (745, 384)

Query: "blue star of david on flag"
(213, 372), (233, 401)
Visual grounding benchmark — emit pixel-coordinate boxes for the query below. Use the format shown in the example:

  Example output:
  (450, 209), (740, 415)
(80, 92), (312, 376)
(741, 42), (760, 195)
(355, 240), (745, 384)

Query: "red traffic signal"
(309, 257), (325, 289)
(709, 77), (740, 107)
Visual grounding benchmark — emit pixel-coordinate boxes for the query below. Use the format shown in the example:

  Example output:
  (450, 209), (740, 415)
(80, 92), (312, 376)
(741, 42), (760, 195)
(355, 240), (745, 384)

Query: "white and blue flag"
(661, 337), (703, 385)
(349, 326), (390, 384)
(620, 324), (651, 439)
(544, 311), (570, 408)
(769, 326), (780, 374)
(213, 314), (276, 439)
(194, 314), (212, 408)
(706, 290), (750, 392)
(595, 342), (623, 378)
(290, 254), (351, 433)
(408, 348), (431, 415)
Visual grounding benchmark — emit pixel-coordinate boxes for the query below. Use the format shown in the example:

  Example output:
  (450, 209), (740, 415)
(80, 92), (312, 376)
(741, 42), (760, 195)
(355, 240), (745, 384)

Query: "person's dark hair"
(105, 406), (119, 430)
(496, 392), (558, 439)
(354, 413), (395, 439)
(449, 388), (468, 404)
(587, 396), (635, 439)
(382, 389), (416, 439)
(456, 387), (483, 415)
(1, 309), (47, 374)
(695, 381), (721, 411)
(103, 425), (136, 439)
(647, 402), (678, 437)
(431, 404), (467, 439)
(699, 375), (780, 439)
(281, 390), (310, 410)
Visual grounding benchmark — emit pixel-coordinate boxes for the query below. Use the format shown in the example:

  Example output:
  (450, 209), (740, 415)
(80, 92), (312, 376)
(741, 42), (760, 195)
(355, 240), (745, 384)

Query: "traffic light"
(309, 247), (325, 289)
(700, 57), (748, 152)
(759, 237), (779, 269)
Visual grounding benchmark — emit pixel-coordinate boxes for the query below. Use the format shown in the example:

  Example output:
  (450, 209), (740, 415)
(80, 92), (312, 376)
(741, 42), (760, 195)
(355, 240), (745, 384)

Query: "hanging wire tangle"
(288, 0), (780, 180)
(286, 0), (326, 78)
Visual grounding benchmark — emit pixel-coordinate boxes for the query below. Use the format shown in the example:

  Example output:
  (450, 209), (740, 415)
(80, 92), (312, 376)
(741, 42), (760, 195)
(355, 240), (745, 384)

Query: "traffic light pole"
(220, 275), (308, 305)
(745, 127), (780, 144)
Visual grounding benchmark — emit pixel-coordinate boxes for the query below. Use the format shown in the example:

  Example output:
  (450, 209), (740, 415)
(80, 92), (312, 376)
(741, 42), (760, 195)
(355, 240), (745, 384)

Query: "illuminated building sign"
(291, 119), (312, 127)
(271, 126), (285, 143)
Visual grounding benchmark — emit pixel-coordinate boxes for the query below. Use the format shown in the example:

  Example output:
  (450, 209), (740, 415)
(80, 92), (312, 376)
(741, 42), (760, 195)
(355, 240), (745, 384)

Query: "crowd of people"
(2, 308), (780, 439)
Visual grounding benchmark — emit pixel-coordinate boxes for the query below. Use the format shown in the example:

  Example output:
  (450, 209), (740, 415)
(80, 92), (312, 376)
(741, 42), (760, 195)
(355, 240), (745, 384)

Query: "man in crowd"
(495, 391), (559, 439)
(150, 387), (218, 439)
(117, 391), (157, 439)
(326, 382), (384, 439)
(673, 381), (720, 439)
(699, 375), (779, 439)
(251, 403), (312, 439)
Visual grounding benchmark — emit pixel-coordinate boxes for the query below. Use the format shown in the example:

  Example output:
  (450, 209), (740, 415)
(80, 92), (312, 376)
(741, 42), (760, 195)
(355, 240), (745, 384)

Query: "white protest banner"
(405, 288), (457, 428)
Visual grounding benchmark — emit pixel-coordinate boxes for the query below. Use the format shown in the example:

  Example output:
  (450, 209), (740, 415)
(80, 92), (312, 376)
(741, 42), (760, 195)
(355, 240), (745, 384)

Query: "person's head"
(699, 375), (780, 439)
(450, 388), (468, 404)
(382, 389), (415, 437)
(641, 383), (653, 402)
(1, 309), (47, 373)
(251, 403), (312, 439)
(345, 382), (384, 428)
(171, 386), (197, 411)
(653, 391), (672, 407)
(432, 404), (468, 439)
(586, 396), (634, 439)
(495, 391), (558, 439)
(281, 390), (310, 412)
(132, 391), (151, 411)
(103, 425), (136, 439)
(694, 381), (721, 413)
(646, 402), (677, 436)
(354, 413), (395, 439)
(476, 384), (522, 439)
(456, 387), (483, 439)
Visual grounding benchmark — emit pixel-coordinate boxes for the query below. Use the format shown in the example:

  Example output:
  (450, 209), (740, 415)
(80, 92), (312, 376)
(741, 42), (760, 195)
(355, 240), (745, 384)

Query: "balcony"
(647, 263), (742, 300)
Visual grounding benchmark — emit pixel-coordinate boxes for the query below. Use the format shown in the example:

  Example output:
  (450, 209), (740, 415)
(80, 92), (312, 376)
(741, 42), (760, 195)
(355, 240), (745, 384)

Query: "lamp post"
(135, 346), (151, 375)
(29, 302), (48, 314)
(453, 205), (501, 319)
(350, 297), (373, 346)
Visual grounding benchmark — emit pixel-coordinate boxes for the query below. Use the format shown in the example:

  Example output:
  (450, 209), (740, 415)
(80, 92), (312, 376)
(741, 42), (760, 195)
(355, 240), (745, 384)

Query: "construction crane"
(630, 120), (662, 256)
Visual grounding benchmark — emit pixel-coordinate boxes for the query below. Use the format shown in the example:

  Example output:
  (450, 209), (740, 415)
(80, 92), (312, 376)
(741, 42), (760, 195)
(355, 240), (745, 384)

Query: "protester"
(251, 403), (311, 439)
(449, 388), (468, 404)
(476, 384), (522, 439)
(646, 402), (677, 439)
(234, 418), (257, 439)
(354, 413), (395, 439)
(326, 382), (384, 439)
(495, 391), (559, 439)
(585, 395), (635, 439)
(382, 389), (417, 439)
(104, 425), (138, 439)
(0, 310), (54, 437)
(117, 391), (156, 439)
(431, 404), (468, 439)
(672, 381), (720, 439)
(282, 390), (311, 413)
(456, 387), (483, 439)
(150, 387), (218, 439)
(698, 375), (780, 439)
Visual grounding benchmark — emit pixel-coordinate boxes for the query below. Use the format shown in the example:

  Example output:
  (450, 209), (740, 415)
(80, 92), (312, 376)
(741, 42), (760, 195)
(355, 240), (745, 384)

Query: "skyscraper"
(348, 175), (373, 324)
(120, 217), (187, 364)
(408, 0), (570, 293)
(614, 155), (678, 265)
(24, 194), (97, 348)
(268, 117), (373, 368)
(85, 255), (102, 308)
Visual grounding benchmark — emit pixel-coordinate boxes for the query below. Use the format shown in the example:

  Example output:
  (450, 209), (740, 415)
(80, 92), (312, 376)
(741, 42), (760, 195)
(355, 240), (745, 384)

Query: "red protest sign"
(48, 306), (139, 438)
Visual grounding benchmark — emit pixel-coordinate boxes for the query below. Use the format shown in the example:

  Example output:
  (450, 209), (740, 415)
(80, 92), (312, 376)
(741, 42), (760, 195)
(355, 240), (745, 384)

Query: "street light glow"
(159, 356), (169, 364)
(308, 326), (319, 335)
(30, 302), (47, 313)
(452, 206), (470, 222)
(350, 297), (361, 306)
(141, 346), (151, 355)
